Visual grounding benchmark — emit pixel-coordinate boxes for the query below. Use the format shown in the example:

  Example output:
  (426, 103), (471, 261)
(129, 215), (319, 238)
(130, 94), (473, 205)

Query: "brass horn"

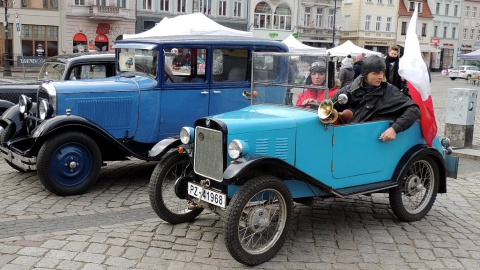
(318, 94), (348, 124)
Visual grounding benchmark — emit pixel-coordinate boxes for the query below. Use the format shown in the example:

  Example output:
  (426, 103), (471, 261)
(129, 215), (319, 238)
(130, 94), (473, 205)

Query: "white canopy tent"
(327, 40), (382, 57)
(282, 35), (326, 54)
(459, 49), (480, 61)
(124, 13), (253, 39)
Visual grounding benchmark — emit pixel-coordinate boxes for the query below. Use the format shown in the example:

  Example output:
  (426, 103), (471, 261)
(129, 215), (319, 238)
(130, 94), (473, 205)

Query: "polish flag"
(398, 6), (437, 147)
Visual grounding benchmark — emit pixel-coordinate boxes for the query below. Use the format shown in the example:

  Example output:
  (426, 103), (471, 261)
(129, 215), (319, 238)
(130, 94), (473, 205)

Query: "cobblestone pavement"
(1, 74), (480, 269)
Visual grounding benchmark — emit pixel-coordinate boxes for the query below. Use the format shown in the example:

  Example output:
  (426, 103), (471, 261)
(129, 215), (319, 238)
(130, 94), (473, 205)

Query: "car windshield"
(118, 48), (159, 78)
(251, 52), (331, 108)
(38, 62), (66, 81)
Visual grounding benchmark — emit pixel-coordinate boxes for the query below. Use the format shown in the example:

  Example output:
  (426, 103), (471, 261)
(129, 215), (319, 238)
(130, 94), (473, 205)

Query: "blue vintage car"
(0, 36), (288, 196)
(148, 52), (459, 266)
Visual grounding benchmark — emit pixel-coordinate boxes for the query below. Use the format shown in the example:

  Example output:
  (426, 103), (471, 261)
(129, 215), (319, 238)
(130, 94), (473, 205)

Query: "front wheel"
(450, 77), (456, 80)
(37, 132), (101, 196)
(224, 176), (293, 266)
(389, 156), (439, 222)
(149, 151), (203, 224)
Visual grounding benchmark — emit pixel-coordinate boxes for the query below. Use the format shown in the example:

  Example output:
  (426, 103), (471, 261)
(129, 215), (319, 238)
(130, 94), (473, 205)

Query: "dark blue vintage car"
(0, 36), (288, 196)
(148, 52), (459, 266)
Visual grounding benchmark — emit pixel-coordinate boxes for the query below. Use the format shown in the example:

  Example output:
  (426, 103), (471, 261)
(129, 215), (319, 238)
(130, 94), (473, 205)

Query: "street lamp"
(332, 0), (337, 48)
(3, 0), (11, 76)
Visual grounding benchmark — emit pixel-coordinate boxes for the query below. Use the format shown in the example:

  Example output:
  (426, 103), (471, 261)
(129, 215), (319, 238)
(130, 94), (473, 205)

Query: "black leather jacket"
(332, 75), (420, 133)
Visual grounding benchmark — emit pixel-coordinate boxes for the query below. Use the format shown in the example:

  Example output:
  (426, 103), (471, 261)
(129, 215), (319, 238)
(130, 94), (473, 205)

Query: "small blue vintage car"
(148, 52), (459, 266)
(0, 36), (288, 196)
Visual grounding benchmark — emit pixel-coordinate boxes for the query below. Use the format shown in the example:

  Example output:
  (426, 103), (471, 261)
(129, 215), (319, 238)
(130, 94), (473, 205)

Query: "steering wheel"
(301, 102), (319, 110)
(164, 71), (174, 83)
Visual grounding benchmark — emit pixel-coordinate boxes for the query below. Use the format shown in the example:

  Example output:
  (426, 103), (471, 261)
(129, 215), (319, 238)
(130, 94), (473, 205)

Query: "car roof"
(45, 52), (115, 64)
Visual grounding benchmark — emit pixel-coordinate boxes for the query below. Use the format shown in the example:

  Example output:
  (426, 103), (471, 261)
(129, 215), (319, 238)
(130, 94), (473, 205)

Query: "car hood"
(209, 105), (319, 132)
(49, 75), (157, 94)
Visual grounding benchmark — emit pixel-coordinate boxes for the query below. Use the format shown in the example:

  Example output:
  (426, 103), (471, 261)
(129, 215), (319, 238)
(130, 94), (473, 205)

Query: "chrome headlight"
(39, 99), (49, 120)
(19, 95), (32, 114)
(180, 127), (194, 144)
(228, 139), (248, 160)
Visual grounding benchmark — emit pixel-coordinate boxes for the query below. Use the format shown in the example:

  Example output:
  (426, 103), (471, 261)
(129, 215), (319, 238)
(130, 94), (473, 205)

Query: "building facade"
(459, 0), (480, 64)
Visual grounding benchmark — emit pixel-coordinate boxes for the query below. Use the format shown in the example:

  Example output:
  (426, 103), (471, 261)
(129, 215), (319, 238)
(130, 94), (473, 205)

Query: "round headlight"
(228, 139), (245, 160)
(180, 127), (194, 144)
(39, 100), (49, 120)
(19, 95), (31, 114)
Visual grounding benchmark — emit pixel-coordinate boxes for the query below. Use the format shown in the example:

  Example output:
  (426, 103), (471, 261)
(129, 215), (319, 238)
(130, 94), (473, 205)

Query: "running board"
(334, 180), (398, 197)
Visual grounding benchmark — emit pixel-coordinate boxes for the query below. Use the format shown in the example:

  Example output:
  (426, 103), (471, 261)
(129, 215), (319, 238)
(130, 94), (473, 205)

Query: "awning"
(73, 33), (87, 42)
(419, 44), (440, 53)
(95, 34), (109, 43)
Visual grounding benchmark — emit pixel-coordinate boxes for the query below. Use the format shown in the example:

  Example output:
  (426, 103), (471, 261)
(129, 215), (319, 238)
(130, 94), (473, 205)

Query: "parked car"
(0, 52), (116, 115)
(148, 52), (459, 266)
(0, 36), (288, 196)
(448, 65), (480, 80)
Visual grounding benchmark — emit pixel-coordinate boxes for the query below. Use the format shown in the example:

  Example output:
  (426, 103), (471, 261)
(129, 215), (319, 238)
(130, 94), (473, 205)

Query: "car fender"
(223, 155), (334, 194)
(0, 99), (15, 114)
(148, 137), (183, 159)
(28, 115), (151, 160)
(0, 104), (38, 133)
(391, 144), (447, 193)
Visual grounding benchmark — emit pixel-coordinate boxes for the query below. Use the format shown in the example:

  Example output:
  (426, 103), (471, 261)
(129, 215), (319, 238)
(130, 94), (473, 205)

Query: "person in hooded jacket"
(331, 55), (420, 142)
(385, 45), (403, 90)
(353, 54), (364, 79)
(339, 57), (355, 87)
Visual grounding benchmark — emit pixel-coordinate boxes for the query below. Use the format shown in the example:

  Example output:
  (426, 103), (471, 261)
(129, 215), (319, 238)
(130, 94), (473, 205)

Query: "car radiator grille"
(194, 126), (224, 182)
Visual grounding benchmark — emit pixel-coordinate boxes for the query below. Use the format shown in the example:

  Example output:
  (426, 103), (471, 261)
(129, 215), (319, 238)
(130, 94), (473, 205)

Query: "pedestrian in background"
(385, 45), (403, 90)
(353, 54), (365, 79)
(339, 57), (354, 88)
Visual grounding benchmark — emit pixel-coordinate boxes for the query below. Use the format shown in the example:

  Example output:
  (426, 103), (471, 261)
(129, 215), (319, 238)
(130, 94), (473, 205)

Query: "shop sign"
(365, 41), (388, 45)
(16, 56), (47, 67)
(430, 38), (440, 47)
(269, 32), (278, 38)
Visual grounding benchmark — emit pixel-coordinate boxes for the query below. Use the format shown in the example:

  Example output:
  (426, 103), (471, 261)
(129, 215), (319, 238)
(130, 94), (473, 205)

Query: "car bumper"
(0, 144), (36, 171)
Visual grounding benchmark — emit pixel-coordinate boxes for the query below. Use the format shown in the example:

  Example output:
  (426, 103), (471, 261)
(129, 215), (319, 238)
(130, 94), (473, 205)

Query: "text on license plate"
(188, 182), (226, 208)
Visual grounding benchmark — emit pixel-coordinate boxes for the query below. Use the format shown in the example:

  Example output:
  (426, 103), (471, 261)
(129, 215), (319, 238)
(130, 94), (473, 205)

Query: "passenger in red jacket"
(296, 61), (338, 108)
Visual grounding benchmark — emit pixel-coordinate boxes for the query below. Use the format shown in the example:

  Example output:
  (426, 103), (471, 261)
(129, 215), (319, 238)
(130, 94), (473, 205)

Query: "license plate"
(188, 182), (226, 208)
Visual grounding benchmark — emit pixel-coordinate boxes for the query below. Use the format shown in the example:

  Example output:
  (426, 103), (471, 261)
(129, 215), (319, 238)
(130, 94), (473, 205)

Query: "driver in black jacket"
(332, 55), (420, 142)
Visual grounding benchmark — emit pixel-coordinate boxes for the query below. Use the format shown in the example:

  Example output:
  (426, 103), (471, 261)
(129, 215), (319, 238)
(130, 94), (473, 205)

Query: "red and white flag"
(398, 6), (437, 147)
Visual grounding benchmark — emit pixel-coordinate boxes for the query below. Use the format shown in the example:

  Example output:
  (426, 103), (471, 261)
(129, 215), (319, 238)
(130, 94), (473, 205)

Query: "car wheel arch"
(391, 145), (447, 193)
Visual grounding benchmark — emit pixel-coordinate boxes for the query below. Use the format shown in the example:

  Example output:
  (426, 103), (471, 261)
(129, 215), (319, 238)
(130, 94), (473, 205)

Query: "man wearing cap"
(296, 60), (338, 108)
(332, 55), (420, 142)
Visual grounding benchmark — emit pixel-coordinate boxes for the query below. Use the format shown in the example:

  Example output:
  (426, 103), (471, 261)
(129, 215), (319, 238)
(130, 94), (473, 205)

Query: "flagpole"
(332, 0), (337, 48)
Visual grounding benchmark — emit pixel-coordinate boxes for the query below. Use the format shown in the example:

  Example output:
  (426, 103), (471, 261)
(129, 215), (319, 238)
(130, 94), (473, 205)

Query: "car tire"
(224, 175), (293, 266)
(0, 122), (25, 172)
(389, 155), (439, 222)
(450, 77), (456, 80)
(37, 132), (101, 196)
(149, 151), (203, 224)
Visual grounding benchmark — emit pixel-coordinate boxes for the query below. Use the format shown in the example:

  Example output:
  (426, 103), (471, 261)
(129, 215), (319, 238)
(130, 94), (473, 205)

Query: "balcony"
(67, 5), (133, 21)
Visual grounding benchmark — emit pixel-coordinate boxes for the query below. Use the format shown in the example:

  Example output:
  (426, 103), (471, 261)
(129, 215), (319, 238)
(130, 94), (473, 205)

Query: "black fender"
(223, 155), (335, 195)
(391, 144), (447, 193)
(26, 114), (155, 160)
(148, 137), (182, 159)
(0, 99), (15, 115)
(0, 103), (38, 133)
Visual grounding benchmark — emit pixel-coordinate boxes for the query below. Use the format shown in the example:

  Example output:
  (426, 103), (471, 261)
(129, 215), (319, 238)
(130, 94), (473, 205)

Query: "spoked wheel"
(224, 176), (293, 266)
(149, 151), (203, 224)
(389, 156), (439, 222)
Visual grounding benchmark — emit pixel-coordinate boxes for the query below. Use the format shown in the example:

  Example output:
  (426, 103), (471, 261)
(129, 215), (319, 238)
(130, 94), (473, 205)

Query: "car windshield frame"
(38, 62), (66, 81)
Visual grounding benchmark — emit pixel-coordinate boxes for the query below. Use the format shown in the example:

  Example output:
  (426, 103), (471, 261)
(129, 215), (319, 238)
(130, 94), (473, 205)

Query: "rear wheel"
(149, 151), (203, 224)
(224, 176), (293, 266)
(389, 156), (439, 222)
(450, 77), (456, 80)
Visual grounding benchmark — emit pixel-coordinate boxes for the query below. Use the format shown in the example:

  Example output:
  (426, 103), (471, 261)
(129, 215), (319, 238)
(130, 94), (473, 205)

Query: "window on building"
(234, 0), (242, 17)
(21, 0), (58, 9)
(474, 7), (477, 18)
(21, 24), (58, 57)
(454, 5), (458, 16)
(377, 0), (383, 3)
(198, 0), (210, 14)
(177, 0), (186, 12)
(386, 17), (392, 32)
(434, 25), (438, 37)
(365, 15), (371, 31)
(96, 0), (107, 5)
(401, 21), (407, 35)
(117, 0), (126, 8)
(444, 27), (448, 38)
(388, 0), (393, 4)
(303, 7), (311, 27)
(366, 0), (372, 3)
(142, 0), (152, 10)
(465, 6), (470, 17)
(376, 16), (382, 31)
(255, 2), (272, 29)
(421, 23), (426, 36)
(435, 3), (440, 14)
(470, 29), (475, 40)
(316, 8), (323, 28)
(218, 0), (227, 16)
(160, 0), (169, 11)
(74, 0), (85, 5)
(445, 4), (450, 16)
(328, 8), (335, 29)
(408, 1), (421, 12)
(273, 4), (291, 30)
(462, 28), (467, 40)
(477, 29), (480, 41)
(344, 15), (350, 31)
(452, 27), (456, 39)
